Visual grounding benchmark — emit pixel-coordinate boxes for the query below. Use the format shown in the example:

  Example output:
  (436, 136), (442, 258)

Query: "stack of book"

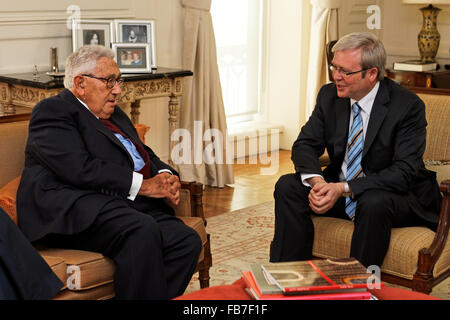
(242, 258), (383, 300)
(393, 59), (437, 72)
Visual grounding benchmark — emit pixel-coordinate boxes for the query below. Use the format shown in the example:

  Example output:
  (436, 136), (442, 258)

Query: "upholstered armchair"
(0, 120), (212, 299)
(312, 90), (449, 294)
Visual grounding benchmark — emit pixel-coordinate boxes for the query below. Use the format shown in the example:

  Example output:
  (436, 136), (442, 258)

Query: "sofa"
(0, 119), (212, 299)
(312, 88), (449, 294)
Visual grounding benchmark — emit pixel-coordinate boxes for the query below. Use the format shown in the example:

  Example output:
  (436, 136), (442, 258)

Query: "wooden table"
(386, 68), (450, 89)
(0, 68), (193, 161)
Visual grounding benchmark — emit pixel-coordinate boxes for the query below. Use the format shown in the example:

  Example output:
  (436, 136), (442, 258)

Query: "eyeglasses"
(329, 65), (369, 77)
(81, 74), (124, 89)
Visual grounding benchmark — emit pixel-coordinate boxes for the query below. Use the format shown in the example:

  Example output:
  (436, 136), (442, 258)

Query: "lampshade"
(402, 0), (450, 4)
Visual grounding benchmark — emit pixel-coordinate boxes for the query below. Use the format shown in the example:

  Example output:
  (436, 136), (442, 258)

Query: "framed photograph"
(72, 19), (114, 52)
(114, 19), (155, 43)
(112, 43), (153, 73)
(114, 19), (156, 69)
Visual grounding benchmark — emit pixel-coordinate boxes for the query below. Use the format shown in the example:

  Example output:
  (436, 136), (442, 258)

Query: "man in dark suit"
(0, 207), (63, 299)
(17, 45), (202, 299)
(270, 32), (441, 268)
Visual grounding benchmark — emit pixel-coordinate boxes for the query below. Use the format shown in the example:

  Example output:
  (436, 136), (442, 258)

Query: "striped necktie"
(345, 102), (364, 221)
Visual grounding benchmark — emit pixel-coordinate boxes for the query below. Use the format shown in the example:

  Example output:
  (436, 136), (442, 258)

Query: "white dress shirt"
(301, 81), (380, 186)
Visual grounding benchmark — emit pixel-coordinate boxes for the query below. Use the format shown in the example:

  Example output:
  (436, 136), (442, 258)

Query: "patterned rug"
(185, 201), (275, 294)
(184, 201), (449, 299)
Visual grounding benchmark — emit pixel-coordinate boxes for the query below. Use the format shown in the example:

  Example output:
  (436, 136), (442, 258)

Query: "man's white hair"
(64, 45), (115, 89)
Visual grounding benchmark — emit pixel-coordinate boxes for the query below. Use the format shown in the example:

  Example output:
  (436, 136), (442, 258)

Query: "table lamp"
(403, 0), (450, 63)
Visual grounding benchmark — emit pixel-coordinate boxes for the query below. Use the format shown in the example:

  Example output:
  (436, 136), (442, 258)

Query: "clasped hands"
(138, 172), (181, 206)
(307, 177), (345, 214)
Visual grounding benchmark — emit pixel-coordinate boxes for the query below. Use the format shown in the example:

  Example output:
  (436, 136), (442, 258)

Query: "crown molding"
(0, 0), (136, 24)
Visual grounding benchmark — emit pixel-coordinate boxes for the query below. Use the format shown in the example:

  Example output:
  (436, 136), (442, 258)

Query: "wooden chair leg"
(198, 235), (212, 288)
(198, 265), (210, 289)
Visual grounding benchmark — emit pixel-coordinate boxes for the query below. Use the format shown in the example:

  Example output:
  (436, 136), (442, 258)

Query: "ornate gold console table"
(0, 68), (193, 161)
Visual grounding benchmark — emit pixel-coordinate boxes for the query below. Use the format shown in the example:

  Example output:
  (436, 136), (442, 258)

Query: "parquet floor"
(203, 150), (293, 218)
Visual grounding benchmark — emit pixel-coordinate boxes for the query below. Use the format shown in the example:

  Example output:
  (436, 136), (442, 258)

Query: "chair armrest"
(174, 181), (206, 226)
(416, 179), (449, 275)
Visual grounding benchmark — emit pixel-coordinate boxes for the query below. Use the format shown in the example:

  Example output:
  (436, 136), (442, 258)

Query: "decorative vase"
(418, 4), (441, 63)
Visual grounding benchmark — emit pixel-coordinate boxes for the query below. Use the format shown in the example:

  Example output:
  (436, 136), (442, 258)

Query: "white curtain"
(178, 0), (234, 187)
(305, 0), (342, 118)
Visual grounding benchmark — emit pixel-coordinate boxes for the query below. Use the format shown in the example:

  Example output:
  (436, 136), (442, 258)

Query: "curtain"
(305, 0), (342, 118)
(178, 0), (234, 187)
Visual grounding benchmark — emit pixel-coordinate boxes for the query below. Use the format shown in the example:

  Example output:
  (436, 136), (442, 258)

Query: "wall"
(2, 0), (449, 158)
(339, 0), (450, 67)
(263, 0), (304, 150)
(0, 0), (184, 160)
(269, 0), (450, 151)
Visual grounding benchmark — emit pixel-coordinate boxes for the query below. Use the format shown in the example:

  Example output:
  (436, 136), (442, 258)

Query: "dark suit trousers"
(38, 200), (202, 300)
(270, 174), (424, 268)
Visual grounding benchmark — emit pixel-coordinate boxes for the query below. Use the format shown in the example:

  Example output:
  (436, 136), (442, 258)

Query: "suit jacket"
(291, 77), (441, 224)
(17, 89), (177, 242)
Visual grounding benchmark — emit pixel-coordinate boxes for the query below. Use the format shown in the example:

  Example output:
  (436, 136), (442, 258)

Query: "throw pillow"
(0, 176), (21, 225)
(134, 124), (150, 144)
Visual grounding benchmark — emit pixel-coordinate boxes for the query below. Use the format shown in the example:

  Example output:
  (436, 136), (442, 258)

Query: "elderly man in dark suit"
(270, 32), (441, 268)
(17, 45), (202, 299)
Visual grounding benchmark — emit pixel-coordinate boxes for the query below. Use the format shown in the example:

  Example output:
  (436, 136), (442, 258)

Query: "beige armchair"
(312, 89), (449, 294)
(0, 120), (212, 299)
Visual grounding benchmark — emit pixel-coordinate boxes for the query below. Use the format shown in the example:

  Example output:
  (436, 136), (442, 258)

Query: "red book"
(242, 271), (372, 300)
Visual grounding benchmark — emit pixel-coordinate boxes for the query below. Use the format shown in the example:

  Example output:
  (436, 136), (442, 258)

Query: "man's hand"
(138, 172), (181, 206)
(308, 180), (345, 214)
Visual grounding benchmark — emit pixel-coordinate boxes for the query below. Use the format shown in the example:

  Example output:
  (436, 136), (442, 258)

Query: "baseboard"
(228, 122), (284, 160)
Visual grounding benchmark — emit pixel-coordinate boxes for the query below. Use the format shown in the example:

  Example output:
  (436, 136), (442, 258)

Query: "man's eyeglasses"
(81, 74), (124, 89)
(329, 65), (369, 77)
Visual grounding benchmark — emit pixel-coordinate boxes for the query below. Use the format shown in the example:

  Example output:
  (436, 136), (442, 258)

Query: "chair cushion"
(40, 254), (67, 285)
(37, 248), (115, 291)
(0, 175), (20, 225)
(53, 283), (115, 300)
(311, 216), (450, 280)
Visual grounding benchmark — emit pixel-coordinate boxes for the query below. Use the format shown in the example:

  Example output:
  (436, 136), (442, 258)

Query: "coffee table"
(176, 277), (441, 300)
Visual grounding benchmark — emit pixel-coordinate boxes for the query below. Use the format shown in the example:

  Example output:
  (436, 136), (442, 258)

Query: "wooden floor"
(203, 150), (293, 218)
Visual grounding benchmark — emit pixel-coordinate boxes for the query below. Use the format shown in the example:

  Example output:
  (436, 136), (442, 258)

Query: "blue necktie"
(345, 102), (364, 221)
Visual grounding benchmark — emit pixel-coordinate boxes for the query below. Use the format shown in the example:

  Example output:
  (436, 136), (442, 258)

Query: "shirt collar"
(76, 97), (99, 119)
(350, 81), (380, 114)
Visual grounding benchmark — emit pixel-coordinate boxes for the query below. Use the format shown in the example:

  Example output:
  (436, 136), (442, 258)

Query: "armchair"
(0, 120), (212, 299)
(311, 88), (450, 294)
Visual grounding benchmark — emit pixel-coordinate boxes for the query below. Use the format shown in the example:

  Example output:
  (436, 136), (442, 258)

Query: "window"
(211, 0), (263, 123)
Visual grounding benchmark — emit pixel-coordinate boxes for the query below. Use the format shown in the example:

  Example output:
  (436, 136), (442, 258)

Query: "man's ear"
(73, 75), (85, 95)
(369, 67), (379, 82)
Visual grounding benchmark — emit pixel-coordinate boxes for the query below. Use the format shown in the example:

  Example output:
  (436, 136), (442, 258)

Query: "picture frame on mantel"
(114, 19), (157, 69)
(112, 43), (153, 73)
(72, 19), (115, 52)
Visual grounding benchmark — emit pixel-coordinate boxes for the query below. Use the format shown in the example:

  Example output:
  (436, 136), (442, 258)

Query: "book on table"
(241, 270), (372, 300)
(259, 258), (383, 295)
(393, 59), (437, 72)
